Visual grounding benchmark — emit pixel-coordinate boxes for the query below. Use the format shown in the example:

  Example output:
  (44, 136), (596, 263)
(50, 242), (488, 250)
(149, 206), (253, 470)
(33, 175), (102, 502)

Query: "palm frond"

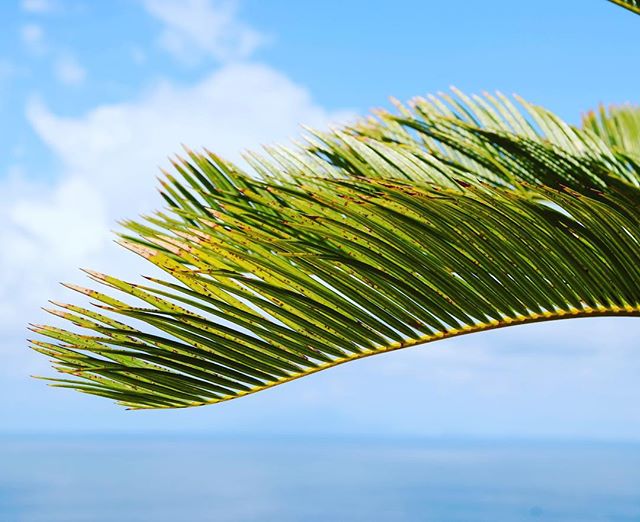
(30, 90), (640, 409)
(582, 104), (640, 159)
(609, 0), (640, 15)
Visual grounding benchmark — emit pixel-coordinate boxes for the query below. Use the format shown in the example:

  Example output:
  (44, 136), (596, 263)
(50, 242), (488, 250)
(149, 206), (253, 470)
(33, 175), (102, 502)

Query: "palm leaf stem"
(133, 304), (640, 409)
(609, 0), (640, 15)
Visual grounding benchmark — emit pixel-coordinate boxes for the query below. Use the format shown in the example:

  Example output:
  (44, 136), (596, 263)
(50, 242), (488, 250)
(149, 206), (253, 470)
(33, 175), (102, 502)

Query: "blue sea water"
(1, 436), (639, 521)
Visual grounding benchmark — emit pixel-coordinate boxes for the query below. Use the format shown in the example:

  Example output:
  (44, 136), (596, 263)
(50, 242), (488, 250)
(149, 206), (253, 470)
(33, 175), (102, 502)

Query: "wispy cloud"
(21, 0), (55, 14)
(130, 46), (147, 65)
(142, 0), (266, 64)
(20, 21), (87, 86)
(53, 53), (86, 85)
(26, 63), (351, 220)
(0, 60), (16, 93)
(20, 23), (46, 54)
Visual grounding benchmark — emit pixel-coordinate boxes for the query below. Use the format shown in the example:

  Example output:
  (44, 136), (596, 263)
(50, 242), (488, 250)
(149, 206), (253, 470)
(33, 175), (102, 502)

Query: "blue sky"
(2, 0), (640, 438)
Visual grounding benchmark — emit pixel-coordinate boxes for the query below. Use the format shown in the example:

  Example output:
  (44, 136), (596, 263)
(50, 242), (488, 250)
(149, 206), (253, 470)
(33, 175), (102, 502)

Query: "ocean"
(1, 436), (639, 521)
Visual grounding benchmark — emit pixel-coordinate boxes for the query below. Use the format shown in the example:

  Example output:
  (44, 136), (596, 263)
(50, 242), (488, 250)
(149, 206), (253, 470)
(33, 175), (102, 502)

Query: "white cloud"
(0, 62), (350, 364)
(53, 53), (86, 85)
(27, 63), (352, 220)
(142, 0), (265, 63)
(20, 24), (45, 53)
(21, 0), (55, 13)
(0, 172), (107, 331)
(10, 178), (108, 262)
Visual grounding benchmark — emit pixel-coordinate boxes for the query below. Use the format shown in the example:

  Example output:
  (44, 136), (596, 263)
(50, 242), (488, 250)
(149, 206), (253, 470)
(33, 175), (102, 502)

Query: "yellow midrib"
(129, 304), (640, 409)
(610, 0), (640, 15)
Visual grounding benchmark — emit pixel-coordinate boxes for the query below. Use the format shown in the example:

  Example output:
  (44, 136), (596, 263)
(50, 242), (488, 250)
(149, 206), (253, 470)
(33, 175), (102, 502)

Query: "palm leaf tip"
(31, 89), (640, 409)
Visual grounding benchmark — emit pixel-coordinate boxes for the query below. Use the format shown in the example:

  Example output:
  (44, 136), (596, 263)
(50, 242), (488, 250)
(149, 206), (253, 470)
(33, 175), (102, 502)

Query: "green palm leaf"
(30, 90), (640, 409)
(583, 104), (640, 158)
